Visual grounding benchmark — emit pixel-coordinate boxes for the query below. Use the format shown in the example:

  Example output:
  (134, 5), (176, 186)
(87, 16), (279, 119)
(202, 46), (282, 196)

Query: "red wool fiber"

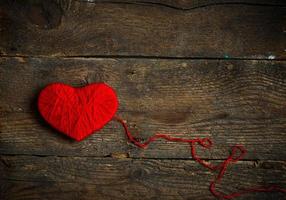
(38, 83), (118, 141)
(38, 83), (286, 199)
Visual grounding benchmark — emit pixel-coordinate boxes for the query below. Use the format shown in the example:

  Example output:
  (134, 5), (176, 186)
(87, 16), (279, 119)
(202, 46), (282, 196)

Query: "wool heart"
(38, 83), (118, 141)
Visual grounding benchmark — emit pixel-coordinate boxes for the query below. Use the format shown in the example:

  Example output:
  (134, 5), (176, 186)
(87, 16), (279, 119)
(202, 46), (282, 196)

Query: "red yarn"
(38, 83), (118, 141)
(114, 116), (286, 199)
(38, 83), (286, 199)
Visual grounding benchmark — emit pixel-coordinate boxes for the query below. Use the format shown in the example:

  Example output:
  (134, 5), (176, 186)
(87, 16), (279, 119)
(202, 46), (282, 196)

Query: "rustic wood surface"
(0, 0), (286, 199)
(0, 0), (285, 58)
(1, 156), (285, 200)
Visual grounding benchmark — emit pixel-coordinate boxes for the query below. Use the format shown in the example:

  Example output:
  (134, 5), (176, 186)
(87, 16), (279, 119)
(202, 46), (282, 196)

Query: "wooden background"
(0, 0), (286, 199)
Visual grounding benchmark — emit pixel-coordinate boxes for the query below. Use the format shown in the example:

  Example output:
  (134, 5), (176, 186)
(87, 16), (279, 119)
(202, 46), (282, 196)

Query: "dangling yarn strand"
(113, 115), (212, 149)
(114, 115), (286, 199)
(191, 143), (286, 199)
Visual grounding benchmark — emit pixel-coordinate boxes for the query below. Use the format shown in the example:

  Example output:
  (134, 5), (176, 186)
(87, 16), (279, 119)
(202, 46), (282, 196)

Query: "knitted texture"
(38, 83), (118, 141)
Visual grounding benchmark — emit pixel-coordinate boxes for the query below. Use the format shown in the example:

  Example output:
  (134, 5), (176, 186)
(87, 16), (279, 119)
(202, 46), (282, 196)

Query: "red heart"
(38, 83), (118, 141)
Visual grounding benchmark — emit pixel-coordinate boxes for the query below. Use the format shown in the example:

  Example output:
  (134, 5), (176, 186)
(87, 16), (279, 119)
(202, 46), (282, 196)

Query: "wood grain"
(1, 1), (285, 199)
(0, 0), (285, 58)
(77, 0), (286, 10)
(1, 57), (285, 159)
(1, 155), (285, 200)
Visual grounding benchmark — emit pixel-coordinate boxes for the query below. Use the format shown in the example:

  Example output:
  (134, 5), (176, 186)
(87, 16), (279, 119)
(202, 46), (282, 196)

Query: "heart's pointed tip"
(69, 133), (88, 142)
(74, 137), (85, 142)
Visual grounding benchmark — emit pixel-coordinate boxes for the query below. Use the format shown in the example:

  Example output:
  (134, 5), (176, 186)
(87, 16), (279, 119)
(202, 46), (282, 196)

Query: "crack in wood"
(76, 0), (286, 11)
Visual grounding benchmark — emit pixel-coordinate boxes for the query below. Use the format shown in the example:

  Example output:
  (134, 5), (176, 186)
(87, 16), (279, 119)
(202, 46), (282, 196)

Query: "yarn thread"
(114, 116), (286, 199)
(38, 83), (286, 199)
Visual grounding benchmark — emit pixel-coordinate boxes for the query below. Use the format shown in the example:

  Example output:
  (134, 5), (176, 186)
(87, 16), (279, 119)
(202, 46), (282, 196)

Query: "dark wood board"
(1, 57), (286, 160)
(0, 0), (285, 58)
(1, 156), (285, 200)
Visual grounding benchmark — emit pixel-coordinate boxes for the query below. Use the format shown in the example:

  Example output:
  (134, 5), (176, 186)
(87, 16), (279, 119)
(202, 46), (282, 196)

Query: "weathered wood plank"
(0, 156), (285, 200)
(0, 0), (285, 58)
(1, 57), (286, 115)
(0, 57), (285, 159)
(1, 112), (286, 160)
